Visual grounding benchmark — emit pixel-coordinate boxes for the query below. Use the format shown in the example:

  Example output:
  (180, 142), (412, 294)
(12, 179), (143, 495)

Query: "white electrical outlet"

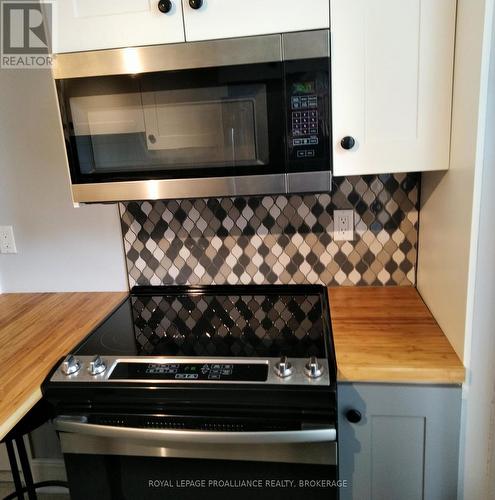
(333, 210), (354, 241)
(0, 226), (17, 254)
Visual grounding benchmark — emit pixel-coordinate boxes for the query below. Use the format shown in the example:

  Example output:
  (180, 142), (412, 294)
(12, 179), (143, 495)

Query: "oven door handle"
(54, 416), (336, 444)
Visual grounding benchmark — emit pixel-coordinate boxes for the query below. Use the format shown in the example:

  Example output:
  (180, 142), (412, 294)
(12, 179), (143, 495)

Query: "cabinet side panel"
(417, 0), (490, 361)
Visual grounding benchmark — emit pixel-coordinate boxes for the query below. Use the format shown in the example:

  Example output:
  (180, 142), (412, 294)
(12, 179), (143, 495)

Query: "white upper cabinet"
(331, 0), (456, 175)
(182, 0), (329, 42)
(52, 0), (185, 53)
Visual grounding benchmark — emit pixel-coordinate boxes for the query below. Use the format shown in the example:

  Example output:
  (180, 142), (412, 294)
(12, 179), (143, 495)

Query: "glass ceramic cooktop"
(74, 285), (329, 359)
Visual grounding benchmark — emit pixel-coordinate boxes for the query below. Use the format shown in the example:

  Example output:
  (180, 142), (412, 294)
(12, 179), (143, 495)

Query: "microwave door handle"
(54, 416), (336, 444)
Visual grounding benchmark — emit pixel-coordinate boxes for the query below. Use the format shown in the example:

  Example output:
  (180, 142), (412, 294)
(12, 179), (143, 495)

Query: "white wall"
(417, 0), (490, 360)
(460, 0), (495, 496)
(0, 68), (128, 292)
(415, 4), (495, 495)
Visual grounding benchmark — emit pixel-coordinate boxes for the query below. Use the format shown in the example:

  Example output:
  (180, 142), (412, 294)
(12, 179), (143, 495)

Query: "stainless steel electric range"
(43, 285), (339, 500)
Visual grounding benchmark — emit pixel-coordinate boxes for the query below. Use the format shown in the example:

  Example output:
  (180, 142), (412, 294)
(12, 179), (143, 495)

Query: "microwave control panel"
(291, 96), (319, 158)
(286, 64), (330, 169)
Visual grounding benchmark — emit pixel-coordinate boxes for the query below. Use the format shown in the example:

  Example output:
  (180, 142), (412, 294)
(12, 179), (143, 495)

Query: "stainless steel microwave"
(53, 30), (331, 203)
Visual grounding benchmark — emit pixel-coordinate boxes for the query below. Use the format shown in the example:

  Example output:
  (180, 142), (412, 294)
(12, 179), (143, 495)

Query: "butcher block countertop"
(0, 292), (127, 440)
(328, 287), (465, 384)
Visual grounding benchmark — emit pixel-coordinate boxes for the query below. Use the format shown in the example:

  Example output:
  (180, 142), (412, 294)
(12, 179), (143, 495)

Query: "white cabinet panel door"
(331, 0), (456, 175)
(52, 0), (185, 53)
(183, 0), (329, 42)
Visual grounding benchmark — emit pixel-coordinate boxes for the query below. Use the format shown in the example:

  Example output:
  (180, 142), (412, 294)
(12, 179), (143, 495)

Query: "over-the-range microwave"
(53, 30), (331, 203)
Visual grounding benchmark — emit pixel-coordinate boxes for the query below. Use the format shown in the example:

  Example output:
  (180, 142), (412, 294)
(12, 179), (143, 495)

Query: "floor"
(0, 481), (70, 499)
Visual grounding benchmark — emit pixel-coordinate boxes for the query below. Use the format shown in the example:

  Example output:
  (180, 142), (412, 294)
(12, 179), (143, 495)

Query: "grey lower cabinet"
(338, 383), (462, 500)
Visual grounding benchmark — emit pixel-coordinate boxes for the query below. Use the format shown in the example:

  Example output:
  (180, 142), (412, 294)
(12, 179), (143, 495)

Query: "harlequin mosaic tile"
(120, 173), (420, 287)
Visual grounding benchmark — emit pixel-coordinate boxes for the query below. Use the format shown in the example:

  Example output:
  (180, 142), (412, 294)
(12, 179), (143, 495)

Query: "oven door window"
(58, 63), (285, 183)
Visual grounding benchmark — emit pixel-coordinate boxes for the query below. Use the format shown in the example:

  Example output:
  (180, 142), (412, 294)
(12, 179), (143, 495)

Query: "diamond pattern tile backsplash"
(120, 173), (420, 287)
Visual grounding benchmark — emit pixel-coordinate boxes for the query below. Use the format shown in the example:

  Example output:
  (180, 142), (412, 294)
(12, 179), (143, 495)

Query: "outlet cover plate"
(334, 210), (354, 241)
(0, 226), (17, 254)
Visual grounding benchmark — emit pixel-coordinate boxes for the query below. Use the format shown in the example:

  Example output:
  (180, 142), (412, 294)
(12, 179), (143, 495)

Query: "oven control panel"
(50, 356), (331, 386)
(110, 362), (268, 382)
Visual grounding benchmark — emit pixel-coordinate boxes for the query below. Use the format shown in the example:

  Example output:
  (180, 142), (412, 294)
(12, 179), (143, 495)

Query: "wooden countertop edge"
(337, 366), (465, 385)
(0, 388), (42, 441)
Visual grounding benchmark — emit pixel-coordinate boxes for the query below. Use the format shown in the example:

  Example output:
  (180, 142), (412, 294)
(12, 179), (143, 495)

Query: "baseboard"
(0, 459), (67, 494)
(1, 438), (68, 494)
(0, 470), (18, 482)
(31, 458), (68, 493)
(31, 458), (67, 483)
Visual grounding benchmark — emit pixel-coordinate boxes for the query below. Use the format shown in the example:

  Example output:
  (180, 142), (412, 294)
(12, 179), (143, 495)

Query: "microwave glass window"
(70, 85), (268, 174)
(58, 63), (284, 183)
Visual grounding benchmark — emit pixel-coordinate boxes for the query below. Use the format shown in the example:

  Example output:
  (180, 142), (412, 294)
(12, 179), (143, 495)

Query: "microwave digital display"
(292, 81), (316, 95)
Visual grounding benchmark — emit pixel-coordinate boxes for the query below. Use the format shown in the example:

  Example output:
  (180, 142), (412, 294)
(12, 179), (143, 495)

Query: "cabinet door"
(331, 0), (456, 175)
(338, 383), (461, 500)
(52, 0), (185, 53)
(183, 0), (329, 42)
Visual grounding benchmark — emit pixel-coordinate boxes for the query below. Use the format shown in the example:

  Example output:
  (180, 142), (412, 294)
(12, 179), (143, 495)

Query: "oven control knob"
(189, 0), (203, 9)
(88, 355), (106, 376)
(304, 356), (323, 379)
(274, 356), (293, 378)
(60, 355), (81, 376)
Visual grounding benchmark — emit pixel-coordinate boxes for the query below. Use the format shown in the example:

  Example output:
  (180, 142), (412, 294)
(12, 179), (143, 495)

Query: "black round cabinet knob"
(346, 409), (362, 424)
(158, 0), (172, 13)
(189, 0), (203, 9)
(341, 136), (356, 150)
